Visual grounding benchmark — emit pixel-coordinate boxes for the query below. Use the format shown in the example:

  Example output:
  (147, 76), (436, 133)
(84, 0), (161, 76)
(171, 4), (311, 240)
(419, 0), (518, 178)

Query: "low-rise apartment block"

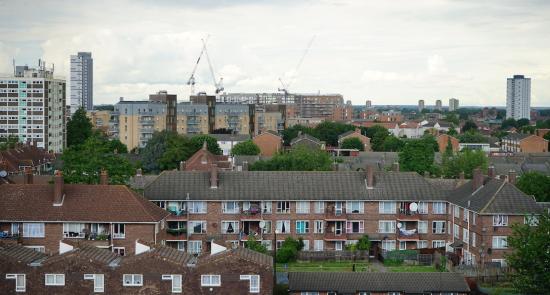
(501, 133), (548, 153)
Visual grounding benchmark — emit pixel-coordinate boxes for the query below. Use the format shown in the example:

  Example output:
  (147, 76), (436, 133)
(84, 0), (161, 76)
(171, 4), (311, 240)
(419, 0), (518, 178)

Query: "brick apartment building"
(0, 240), (273, 294)
(0, 171), (169, 256)
(143, 166), (542, 267)
(252, 130), (283, 156)
(501, 133), (548, 153)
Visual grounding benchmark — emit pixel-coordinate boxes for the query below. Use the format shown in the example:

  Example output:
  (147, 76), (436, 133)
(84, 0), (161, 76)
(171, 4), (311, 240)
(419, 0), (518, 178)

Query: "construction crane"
(185, 36), (224, 95)
(278, 35), (316, 103)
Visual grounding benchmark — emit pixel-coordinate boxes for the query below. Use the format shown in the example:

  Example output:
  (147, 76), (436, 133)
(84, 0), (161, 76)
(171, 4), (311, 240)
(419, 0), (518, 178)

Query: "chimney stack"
(472, 168), (483, 191)
(53, 170), (64, 206)
(366, 165), (374, 188)
(179, 161), (186, 171)
(508, 169), (517, 185)
(99, 169), (108, 185)
(488, 165), (495, 178)
(392, 162), (400, 172)
(210, 164), (218, 189)
(23, 167), (33, 184)
(242, 161), (249, 171)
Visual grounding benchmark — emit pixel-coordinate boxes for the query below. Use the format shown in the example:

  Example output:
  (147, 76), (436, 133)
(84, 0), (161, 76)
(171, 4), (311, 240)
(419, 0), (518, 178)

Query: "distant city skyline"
(1, 0), (549, 106)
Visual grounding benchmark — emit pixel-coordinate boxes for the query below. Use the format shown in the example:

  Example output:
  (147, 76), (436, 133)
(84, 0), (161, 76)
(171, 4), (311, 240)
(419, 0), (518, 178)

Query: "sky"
(1, 0), (549, 107)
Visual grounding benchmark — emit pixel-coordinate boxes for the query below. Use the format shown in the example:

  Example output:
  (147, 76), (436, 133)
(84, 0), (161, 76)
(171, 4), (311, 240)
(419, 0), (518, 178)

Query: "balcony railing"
(0, 232), (19, 239)
(166, 228), (187, 235)
(325, 207), (347, 220)
(398, 228), (419, 240)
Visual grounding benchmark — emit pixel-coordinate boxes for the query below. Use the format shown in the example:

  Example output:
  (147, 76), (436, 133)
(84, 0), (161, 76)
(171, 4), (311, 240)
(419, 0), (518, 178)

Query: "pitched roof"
(198, 247), (272, 267)
(0, 243), (48, 264)
(189, 133), (250, 142)
(0, 184), (170, 222)
(288, 272), (470, 293)
(183, 144), (231, 171)
(449, 177), (543, 214)
(144, 170), (444, 201)
(502, 133), (532, 141)
(290, 133), (324, 146)
(45, 241), (121, 265)
(0, 145), (56, 173)
(145, 243), (196, 265)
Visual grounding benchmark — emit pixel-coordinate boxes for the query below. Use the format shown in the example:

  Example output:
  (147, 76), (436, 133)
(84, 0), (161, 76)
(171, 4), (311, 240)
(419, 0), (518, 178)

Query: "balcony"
(324, 231), (347, 241)
(325, 207), (347, 220)
(166, 208), (188, 221)
(397, 228), (419, 240)
(166, 227), (187, 241)
(397, 209), (421, 221)
(241, 204), (262, 220)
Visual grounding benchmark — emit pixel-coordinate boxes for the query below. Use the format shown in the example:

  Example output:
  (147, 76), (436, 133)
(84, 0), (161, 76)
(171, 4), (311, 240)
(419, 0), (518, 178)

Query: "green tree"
(447, 126), (458, 136)
(250, 146), (332, 171)
(62, 133), (134, 184)
(356, 235), (371, 251)
(398, 137), (437, 175)
(501, 118), (517, 130)
(231, 140), (261, 156)
(365, 125), (389, 151)
(66, 108), (93, 147)
(461, 120), (478, 133)
(189, 135), (222, 155)
(139, 131), (177, 172)
(245, 235), (268, 254)
(445, 113), (459, 125)
(108, 139), (128, 154)
(516, 172), (550, 202)
(341, 137), (364, 151)
(158, 134), (195, 171)
(457, 130), (488, 143)
(0, 135), (19, 150)
(441, 149), (488, 179)
(506, 213), (550, 294)
(281, 125), (315, 146)
(314, 121), (355, 146)
(382, 136), (405, 152)
(516, 118), (530, 128)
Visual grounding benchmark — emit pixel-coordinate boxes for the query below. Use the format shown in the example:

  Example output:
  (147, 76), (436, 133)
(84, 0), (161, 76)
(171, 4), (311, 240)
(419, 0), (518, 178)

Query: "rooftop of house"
(288, 272), (470, 293)
(338, 129), (365, 139)
(502, 133), (536, 141)
(183, 142), (231, 171)
(0, 243), (49, 265)
(189, 133), (251, 142)
(290, 133), (324, 146)
(0, 145), (56, 173)
(254, 130), (282, 139)
(198, 246), (273, 268)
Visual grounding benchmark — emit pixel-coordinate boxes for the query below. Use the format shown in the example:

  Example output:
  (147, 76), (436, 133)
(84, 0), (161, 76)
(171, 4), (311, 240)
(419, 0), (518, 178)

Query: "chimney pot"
(210, 164), (218, 189)
(179, 161), (186, 171)
(488, 165), (496, 178)
(472, 168), (483, 191)
(99, 169), (108, 185)
(366, 165), (374, 188)
(53, 170), (64, 205)
(136, 168), (142, 176)
(24, 167), (33, 184)
(508, 169), (517, 185)
(392, 162), (400, 172)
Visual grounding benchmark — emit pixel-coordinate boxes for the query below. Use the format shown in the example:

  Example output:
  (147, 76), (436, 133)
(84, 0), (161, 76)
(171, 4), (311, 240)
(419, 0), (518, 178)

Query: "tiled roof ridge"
(121, 185), (168, 222)
(478, 180), (507, 214)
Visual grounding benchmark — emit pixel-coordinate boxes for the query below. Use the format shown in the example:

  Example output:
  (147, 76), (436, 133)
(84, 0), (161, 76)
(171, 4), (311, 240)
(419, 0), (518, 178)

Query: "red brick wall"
(520, 135), (548, 153)
(253, 133), (282, 156)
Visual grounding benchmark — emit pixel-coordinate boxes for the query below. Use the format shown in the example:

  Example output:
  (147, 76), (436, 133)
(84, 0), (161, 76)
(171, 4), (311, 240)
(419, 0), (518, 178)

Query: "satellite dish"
(397, 222), (402, 229)
(409, 202), (418, 212)
(259, 221), (266, 229)
(0, 170), (7, 178)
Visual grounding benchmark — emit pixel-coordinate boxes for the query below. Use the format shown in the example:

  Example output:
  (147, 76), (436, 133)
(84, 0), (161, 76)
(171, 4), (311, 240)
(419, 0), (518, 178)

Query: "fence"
(298, 250), (370, 261)
(379, 249), (434, 266)
(451, 264), (513, 284)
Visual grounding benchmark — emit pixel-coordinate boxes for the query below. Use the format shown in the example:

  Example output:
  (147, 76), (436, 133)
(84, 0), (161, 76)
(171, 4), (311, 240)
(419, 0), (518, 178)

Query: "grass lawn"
(276, 260), (371, 272)
(386, 265), (439, 272)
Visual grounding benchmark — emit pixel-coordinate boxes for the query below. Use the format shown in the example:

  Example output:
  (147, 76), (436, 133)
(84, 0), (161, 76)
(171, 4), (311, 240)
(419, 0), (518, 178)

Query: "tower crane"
(185, 36), (224, 95)
(278, 35), (316, 103)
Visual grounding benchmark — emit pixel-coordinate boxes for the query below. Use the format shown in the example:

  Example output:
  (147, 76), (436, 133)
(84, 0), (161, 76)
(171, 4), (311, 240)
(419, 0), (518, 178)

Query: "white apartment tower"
(70, 52), (93, 114)
(418, 99), (425, 112)
(449, 98), (459, 112)
(506, 75), (531, 120)
(0, 61), (66, 152)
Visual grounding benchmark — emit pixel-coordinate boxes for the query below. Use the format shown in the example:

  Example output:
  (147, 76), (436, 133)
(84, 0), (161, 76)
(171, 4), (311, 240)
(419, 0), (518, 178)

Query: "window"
(463, 209), (469, 222)
(301, 292), (319, 295)
(261, 201), (272, 214)
(6, 274), (25, 292)
(417, 221), (428, 234)
(493, 215), (508, 226)
(432, 202), (446, 214)
(189, 201), (207, 213)
(453, 224), (460, 239)
(261, 220), (272, 234)
(472, 213), (477, 225)
(525, 215), (539, 226)
(123, 274), (143, 286)
(381, 240), (396, 251)
(296, 201), (310, 214)
(453, 205), (460, 219)
(22, 223), (44, 238)
(221, 221), (239, 234)
(162, 274), (182, 293)
(84, 274), (104, 293)
(222, 201), (239, 214)
(314, 201), (325, 214)
(24, 246), (45, 253)
(113, 247), (125, 256)
(314, 220), (324, 233)
(261, 240), (272, 251)
(296, 221), (310, 234)
(63, 223), (85, 238)
(302, 239), (310, 251)
(189, 221), (207, 234)
(417, 240), (428, 249)
(276, 201), (290, 213)
(201, 275), (221, 287)
(346, 201), (364, 213)
(314, 240), (324, 251)
(472, 232), (476, 247)
(432, 221), (446, 234)
(491, 259), (508, 267)
(379, 202), (396, 214)
(11, 223), (20, 234)
(240, 275), (260, 293)
(45, 274), (65, 286)
(432, 240), (446, 248)
(113, 223), (125, 239)
(276, 220), (290, 233)
(399, 241), (407, 250)
(463, 229), (469, 244)
(346, 220), (364, 233)
(418, 202), (428, 214)
(492, 236), (508, 249)
(188, 241), (202, 254)
(378, 220), (396, 233)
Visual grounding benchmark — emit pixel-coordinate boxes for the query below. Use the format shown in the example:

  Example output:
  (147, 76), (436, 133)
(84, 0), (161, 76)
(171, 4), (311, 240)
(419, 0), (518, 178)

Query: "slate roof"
(449, 177), (543, 214)
(288, 272), (470, 293)
(338, 130), (361, 139)
(290, 133), (324, 146)
(45, 241), (121, 265)
(147, 244), (197, 265)
(0, 184), (170, 222)
(198, 247), (272, 267)
(144, 170), (445, 201)
(502, 133), (532, 141)
(0, 145), (56, 173)
(0, 243), (48, 264)
(189, 133), (250, 142)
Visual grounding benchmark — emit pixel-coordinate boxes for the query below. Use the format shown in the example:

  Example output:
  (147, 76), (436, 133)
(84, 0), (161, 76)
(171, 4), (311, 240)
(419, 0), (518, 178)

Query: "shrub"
(383, 258), (403, 266)
(276, 246), (298, 263)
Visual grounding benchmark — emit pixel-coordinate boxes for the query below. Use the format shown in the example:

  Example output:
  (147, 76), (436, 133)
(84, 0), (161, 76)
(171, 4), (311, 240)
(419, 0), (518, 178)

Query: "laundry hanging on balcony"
(399, 228), (417, 236)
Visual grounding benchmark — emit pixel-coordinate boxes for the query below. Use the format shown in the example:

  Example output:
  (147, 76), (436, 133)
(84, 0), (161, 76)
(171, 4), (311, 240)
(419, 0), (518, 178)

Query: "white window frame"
(417, 240), (428, 249)
(472, 232), (476, 247)
(379, 201), (396, 214)
(432, 202), (446, 214)
(22, 222), (45, 238)
(381, 240), (396, 251)
(123, 274), (143, 286)
(302, 239), (310, 251)
(493, 215), (508, 226)
(261, 201), (272, 214)
(432, 240), (446, 248)
(347, 220), (364, 234)
(24, 245), (45, 253)
(418, 202), (428, 214)
(314, 220), (324, 234)
(346, 201), (364, 214)
(188, 241), (202, 254)
(432, 221), (446, 234)
(454, 224), (460, 239)
(113, 223), (125, 239)
(45, 274), (65, 286)
(240, 275), (260, 293)
(276, 220), (291, 234)
(162, 274), (182, 293)
(314, 201), (325, 214)
(84, 274), (104, 293)
(525, 215), (539, 226)
(201, 275), (221, 287)
(463, 209), (469, 223)
(296, 220), (310, 234)
(492, 236), (508, 249)
(417, 221), (428, 234)
(378, 220), (396, 233)
(222, 201), (240, 214)
(113, 247), (125, 256)
(314, 240), (324, 251)
(189, 201), (207, 213)
(63, 223), (86, 238)
(6, 274), (25, 292)
(463, 228), (469, 244)
(296, 201), (310, 214)
(189, 221), (207, 234)
(221, 221), (239, 234)
(276, 201), (290, 213)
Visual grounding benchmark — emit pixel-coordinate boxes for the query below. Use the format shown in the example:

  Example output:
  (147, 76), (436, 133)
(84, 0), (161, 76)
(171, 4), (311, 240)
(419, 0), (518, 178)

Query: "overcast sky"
(1, 0), (549, 106)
